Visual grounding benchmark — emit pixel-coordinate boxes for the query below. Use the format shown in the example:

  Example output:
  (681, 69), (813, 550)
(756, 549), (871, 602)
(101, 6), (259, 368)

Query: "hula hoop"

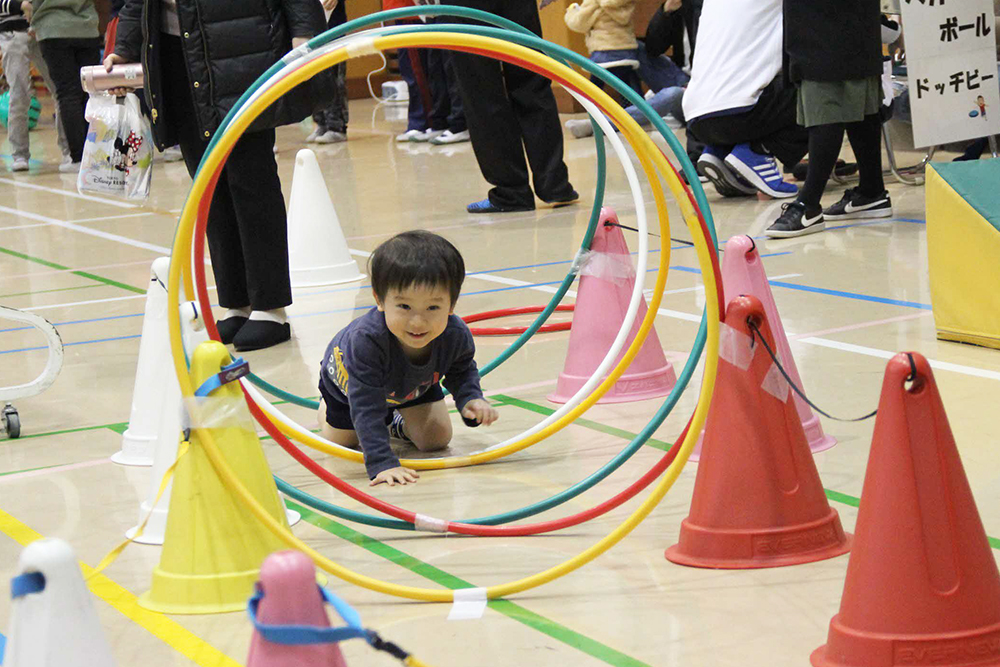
(181, 17), (721, 536)
(200, 28), (660, 472)
(242, 51), (717, 534)
(167, 28), (722, 601)
(462, 305), (574, 336)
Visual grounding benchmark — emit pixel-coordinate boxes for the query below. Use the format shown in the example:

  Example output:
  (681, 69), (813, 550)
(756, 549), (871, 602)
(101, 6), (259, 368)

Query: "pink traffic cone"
(548, 208), (676, 404)
(247, 551), (349, 667)
(690, 235), (836, 461)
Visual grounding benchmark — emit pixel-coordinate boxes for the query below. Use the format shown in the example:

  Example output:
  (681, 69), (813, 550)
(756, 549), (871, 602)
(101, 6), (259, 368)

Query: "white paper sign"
(900, 0), (1000, 148)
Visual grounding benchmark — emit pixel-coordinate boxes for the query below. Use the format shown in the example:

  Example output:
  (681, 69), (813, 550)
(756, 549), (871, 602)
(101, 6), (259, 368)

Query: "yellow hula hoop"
(167, 33), (720, 601)
(235, 47), (689, 471)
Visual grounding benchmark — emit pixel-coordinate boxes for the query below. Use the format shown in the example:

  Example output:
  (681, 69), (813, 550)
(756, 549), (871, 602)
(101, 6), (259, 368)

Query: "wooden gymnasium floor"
(1, 96), (998, 667)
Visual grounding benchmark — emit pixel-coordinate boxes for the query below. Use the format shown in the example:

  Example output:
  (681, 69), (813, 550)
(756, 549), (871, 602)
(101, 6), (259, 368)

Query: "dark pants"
(312, 9), (349, 133)
(38, 37), (101, 162)
(448, 0), (575, 208)
(688, 77), (809, 169)
(160, 35), (291, 310)
(427, 17), (466, 133)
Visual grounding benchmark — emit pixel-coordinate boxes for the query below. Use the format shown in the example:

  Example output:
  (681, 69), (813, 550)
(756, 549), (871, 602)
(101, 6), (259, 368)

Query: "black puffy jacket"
(783, 0), (882, 83)
(115, 0), (334, 149)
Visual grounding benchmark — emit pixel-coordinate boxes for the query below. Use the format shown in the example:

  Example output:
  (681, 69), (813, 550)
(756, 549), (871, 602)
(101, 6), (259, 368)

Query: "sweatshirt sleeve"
(344, 335), (399, 479)
(113, 0), (144, 62)
(564, 0), (601, 34)
(441, 324), (484, 426)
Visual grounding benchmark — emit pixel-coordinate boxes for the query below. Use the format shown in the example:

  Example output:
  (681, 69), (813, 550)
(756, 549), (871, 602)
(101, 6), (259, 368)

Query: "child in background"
(317, 231), (499, 486)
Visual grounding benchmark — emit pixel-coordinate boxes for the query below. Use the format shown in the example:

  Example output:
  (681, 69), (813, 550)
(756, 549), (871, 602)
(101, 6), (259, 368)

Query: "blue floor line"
(1, 630), (5, 664)
(765, 280), (932, 310)
(0, 333), (141, 355)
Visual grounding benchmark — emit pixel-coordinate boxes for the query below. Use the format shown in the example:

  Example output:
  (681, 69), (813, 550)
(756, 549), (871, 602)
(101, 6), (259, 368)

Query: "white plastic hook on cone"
(286, 149), (363, 288)
(114, 256), (171, 466)
(125, 303), (301, 544)
(5, 538), (117, 667)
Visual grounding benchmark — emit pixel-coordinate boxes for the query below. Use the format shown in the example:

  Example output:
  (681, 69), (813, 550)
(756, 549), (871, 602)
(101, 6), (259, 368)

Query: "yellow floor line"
(0, 507), (241, 667)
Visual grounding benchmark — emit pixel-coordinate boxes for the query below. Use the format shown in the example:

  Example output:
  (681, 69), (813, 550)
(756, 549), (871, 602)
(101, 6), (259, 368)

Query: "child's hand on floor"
(371, 466), (419, 487)
(462, 399), (499, 426)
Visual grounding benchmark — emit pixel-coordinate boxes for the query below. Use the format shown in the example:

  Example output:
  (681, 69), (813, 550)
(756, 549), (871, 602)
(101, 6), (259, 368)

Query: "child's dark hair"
(369, 231), (465, 307)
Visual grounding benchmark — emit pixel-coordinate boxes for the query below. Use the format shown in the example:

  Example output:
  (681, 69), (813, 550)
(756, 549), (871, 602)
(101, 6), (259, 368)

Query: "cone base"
(811, 618), (1000, 667)
(289, 264), (364, 289)
(803, 415), (837, 454)
(112, 431), (156, 466)
(139, 566), (261, 615)
(548, 364), (677, 405)
(665, 510), (852, 570)
(125, 520), (166, 545)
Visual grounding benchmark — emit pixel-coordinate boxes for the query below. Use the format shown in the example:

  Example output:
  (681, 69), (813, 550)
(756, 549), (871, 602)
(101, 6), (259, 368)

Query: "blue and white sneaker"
(388, 411), (412, 443)
(696, 146), (756, 198)
(724, 143), (798, 199)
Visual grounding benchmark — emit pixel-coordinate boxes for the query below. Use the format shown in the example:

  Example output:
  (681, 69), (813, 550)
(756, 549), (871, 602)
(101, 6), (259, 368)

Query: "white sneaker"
(430, 129), (470, 145)
(305, 126), (325, 143)
(417, 128), (445, 143)
(396, 129), (425, 142)
(565, 119), (594, 139)
(162, 146), (183, 162)
(59, 160), (81, 173)
(315, 130), (347, 144)
(662, 114), (683, 129)
(10, 157), (29, 172)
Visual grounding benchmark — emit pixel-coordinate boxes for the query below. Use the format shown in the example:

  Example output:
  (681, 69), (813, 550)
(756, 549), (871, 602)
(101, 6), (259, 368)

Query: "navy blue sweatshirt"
(319, 308), (483, 479)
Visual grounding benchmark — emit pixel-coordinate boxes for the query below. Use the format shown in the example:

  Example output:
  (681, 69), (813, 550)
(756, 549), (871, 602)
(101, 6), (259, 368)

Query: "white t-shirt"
(681, 0), (783, 122)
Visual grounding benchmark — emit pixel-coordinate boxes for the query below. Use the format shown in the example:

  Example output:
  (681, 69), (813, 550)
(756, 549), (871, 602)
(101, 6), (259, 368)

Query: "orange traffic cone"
(247, 551), (349, 667)
(548, 208), (676, 404)
(665, 295), (851, 568)
(811, 353), (1000, 667)
(691, 235), (835, 461)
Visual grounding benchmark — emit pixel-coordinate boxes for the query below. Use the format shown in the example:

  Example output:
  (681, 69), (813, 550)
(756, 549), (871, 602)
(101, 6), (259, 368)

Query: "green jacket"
(30, 0), (98, 41)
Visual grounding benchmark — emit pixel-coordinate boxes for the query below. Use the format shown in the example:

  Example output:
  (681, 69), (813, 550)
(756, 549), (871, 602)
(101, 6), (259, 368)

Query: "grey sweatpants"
(0, 29), (69, 162)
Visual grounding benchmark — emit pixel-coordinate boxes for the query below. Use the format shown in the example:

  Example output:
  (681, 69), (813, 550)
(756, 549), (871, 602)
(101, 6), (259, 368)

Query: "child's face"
(376, 283), (454, 357)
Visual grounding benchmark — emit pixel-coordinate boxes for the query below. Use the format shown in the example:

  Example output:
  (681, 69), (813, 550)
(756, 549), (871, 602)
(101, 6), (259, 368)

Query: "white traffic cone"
(5, 538), (117, 667)
(125, 302), (300, 545)
(287, 149), (364, 288)
(114, 257), (171, 466)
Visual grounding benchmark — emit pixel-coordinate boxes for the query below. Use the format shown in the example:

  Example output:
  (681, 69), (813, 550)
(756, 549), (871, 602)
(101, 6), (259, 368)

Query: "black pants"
(160, 35), (291, 310)
(688, 77), (809, 169)
(427, 17), (466, 133)
(38, 37), (101, 162)
(448, 0), (575, 208)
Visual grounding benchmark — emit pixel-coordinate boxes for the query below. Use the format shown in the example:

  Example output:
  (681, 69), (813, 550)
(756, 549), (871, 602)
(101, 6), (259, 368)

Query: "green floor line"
(0, 461), (67, 477)
(492, 394), (672, 451)
(0, 283), (101, 299)
(288, 501), (653, 667)
(6, 421), (129, 442)
(0, 245), (145, 294)
(495, 394), (1000, 552)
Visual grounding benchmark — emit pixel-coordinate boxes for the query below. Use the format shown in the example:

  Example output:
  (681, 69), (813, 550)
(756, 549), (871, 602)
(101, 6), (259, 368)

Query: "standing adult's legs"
(494, 0), (575, 203)
(38, 38), (94, 162)
(0, 31), (34, 163)
(798, 124), (844, 208)
(844, 113), (884, 196)
(28, 37), (70, 160)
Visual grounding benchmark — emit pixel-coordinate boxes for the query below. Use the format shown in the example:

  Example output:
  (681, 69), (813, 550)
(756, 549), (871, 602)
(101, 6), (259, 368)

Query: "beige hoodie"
(565, 0), (638, 54)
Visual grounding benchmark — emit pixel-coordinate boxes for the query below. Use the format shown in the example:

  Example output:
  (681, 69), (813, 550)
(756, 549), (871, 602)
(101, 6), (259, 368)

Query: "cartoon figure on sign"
(109, 130), (143, 174)
(976, 95), (987, 120)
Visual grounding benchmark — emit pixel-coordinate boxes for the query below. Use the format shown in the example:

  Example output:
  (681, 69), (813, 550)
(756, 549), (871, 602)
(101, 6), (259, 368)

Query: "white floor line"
(22, 294), (147, 311)
(0, 177), (138, 209)
(1, 259), (154, 282)
(797, 337), (1000, 382)
(0, 205), (170, 254)
(70, 212), (157, 224)
(0, 222), (52, 231)
(644, 273), (803, 298)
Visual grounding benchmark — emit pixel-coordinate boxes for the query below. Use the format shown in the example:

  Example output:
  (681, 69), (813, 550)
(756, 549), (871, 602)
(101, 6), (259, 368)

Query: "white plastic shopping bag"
(78, 92), (153, 200)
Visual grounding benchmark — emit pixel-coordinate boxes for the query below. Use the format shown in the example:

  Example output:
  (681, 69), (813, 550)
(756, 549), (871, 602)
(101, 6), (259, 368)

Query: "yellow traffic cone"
(138, 340), (291, 614)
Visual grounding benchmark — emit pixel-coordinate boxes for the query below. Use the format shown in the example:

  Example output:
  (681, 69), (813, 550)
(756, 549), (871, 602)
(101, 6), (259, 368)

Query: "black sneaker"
(696, 150), (756, 198)
(766, 201), (825, 238)
(822, 188), (892, 220)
